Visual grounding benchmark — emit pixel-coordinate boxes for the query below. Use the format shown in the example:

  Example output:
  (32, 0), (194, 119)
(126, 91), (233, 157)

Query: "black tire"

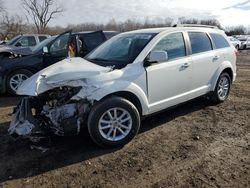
(211, 72), (231, 104)
(235, 45), (239, 50)
(88, 97), (140, 148)
(6, 69), (33, 95)
(243, 45), (247, 50)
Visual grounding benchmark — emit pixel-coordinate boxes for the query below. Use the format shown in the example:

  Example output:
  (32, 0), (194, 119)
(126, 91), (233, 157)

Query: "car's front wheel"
(211, 72), (231, 103)
(6, 69), (33, 95)
(88, 97), (140, 148)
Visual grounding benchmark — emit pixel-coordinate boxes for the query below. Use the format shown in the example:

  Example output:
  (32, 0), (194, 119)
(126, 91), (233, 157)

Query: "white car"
(238, 37), (250, 49)
(228, 36), (241, 50)
(9, 25), (237, 148)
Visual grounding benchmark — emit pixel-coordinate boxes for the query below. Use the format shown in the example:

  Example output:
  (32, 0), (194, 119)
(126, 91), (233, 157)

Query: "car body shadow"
(0, 94), (21, 108)
(0, 96), (212, 183)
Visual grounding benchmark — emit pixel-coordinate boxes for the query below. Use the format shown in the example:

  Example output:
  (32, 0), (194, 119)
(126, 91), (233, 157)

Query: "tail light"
(234, 49), (240, 56)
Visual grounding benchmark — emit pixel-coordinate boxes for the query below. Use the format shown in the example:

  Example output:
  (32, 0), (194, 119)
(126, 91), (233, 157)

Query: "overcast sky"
(3, 0), (250, 27)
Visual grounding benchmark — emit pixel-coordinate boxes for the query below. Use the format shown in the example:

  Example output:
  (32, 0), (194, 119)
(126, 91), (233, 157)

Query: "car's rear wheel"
(88, 97), (140, 148)
(6, 69), (33, 95)
(211, 72), (231, 103)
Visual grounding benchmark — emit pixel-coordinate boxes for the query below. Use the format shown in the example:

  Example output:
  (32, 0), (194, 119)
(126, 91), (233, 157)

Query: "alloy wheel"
(98, 107), (132, 141)
(9, 74), (29, 92)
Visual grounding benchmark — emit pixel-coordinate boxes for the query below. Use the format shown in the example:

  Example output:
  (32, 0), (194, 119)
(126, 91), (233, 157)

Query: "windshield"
(86, 33), (156, 66)
(6, 35), (22, 45)
(32, 36), (55, 53)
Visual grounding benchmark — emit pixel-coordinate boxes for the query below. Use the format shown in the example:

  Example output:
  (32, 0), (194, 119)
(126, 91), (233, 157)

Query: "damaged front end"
(9, 86), (91, 141)
(8, 57), (113, 143)
(0, 46), (32, 60)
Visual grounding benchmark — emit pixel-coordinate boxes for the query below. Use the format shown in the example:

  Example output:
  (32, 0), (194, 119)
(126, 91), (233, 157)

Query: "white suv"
(9, 25), (237, 148)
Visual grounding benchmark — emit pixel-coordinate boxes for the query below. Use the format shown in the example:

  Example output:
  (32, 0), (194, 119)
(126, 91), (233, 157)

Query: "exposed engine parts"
(0, 52), (23, 60)
(8, 86), (91, 141)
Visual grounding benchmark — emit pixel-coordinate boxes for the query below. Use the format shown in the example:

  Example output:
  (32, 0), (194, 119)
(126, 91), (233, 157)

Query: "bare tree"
(200, 19), (222, 29)
(0, 13), (26, 39)
(22, 0), (63, 33)
(178, 17), (199, 24)
(225, 25), (247, 36)
(0, 0), (4, 13)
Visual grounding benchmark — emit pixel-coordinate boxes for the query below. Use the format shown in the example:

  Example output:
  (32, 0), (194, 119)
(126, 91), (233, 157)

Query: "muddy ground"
(0, 51), (249, 188)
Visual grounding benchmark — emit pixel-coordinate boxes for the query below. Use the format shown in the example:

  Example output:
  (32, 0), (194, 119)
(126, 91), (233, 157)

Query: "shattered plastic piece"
(8, 97), (37, 136)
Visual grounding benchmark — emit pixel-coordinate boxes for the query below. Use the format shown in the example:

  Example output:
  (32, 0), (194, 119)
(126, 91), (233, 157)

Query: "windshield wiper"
(90, 58), (110, 62)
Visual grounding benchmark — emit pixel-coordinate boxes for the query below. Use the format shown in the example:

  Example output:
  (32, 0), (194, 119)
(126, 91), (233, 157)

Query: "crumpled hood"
(0, 45), (32, 55)
(17, 57), (112, 96)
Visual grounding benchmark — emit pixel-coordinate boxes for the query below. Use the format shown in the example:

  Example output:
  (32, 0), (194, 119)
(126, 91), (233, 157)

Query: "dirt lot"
(0, 51), (249, 188)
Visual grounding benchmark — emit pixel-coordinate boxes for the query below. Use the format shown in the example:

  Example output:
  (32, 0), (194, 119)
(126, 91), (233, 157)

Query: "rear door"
(187, 31), (216, 98)
(43, 31), (71, 67)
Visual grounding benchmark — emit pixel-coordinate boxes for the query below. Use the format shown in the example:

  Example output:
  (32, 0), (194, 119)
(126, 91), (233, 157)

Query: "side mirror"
(43, 46), (49, 54)
(145, 51), (168, 66)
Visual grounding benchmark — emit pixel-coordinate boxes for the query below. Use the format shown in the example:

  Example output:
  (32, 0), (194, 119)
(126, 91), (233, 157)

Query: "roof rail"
(173, 24), (218, 29)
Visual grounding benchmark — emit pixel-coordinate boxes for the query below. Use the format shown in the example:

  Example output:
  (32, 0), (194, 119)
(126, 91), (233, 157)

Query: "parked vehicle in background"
(0, 34), (50, 48)
(9, 25), (237, 148)
(0, 30), (108, 94)
(228, 36), (241, 50)
(238, 37), (250, 49)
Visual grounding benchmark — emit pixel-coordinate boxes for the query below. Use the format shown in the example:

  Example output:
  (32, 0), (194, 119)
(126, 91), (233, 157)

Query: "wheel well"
(222, 68), (233, 81)
(5, 68), (35, 88)
(101, 91), (143, 116)
(5, 68), (35, 79)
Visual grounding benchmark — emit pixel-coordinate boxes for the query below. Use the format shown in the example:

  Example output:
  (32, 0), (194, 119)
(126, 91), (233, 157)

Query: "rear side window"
(188, 32), (212, 54)
(210, 33), (230, 49)
(152, 32), (186, 61)
(39, 36), (48, 42)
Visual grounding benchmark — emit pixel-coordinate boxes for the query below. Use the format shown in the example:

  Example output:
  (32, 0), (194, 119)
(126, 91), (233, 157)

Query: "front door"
(146, 32), (192, 113)
(43, 31), (71, 67)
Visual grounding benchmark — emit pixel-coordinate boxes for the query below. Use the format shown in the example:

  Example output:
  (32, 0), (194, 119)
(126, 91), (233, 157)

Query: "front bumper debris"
(9, 95), (90, 142)
(8, 97), (42, 138)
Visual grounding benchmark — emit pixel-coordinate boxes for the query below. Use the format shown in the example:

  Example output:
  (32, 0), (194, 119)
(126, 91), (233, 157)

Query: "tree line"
(0, 0), (249, 40)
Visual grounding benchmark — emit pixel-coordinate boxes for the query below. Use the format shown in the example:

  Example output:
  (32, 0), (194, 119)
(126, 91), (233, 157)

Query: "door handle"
(213, 56), (220, 62)
(181, 63), (190, 68)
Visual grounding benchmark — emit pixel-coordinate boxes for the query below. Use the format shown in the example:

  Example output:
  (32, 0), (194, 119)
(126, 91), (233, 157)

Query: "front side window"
(188, 32), (212, 54)
(32, 36), (55, 53)
(152, 32), (186, 61)
(210, 33), (230, 49)
(16, 36), (36, 47)
(50, 33), (70, 52)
